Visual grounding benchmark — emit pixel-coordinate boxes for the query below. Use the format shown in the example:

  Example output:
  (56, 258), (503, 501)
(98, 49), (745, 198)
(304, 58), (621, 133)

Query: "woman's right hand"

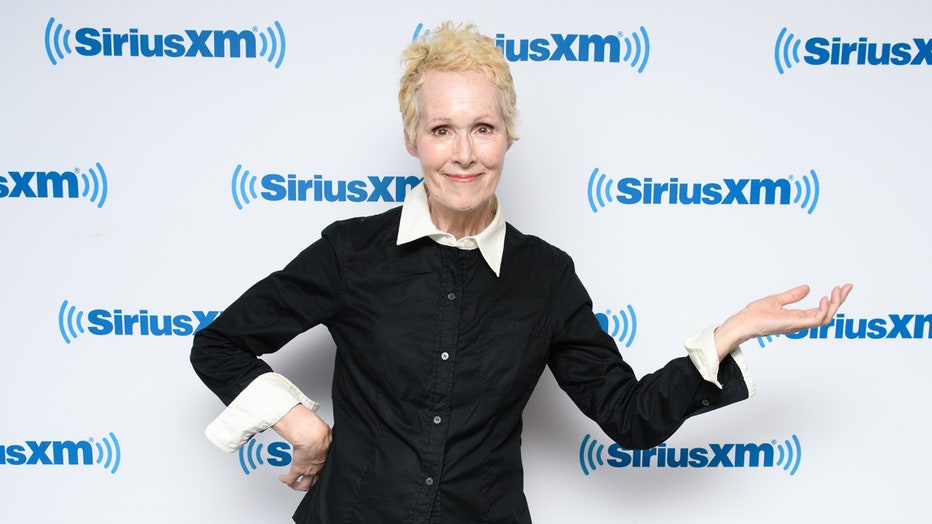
(273, 404), (333, 491)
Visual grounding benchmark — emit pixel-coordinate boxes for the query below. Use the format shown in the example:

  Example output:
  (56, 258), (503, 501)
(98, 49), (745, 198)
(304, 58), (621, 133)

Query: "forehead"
(417, 69), (504, 120)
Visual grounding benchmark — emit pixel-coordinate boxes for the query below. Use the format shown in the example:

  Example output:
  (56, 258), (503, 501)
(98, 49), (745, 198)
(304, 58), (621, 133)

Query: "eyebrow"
(422, 114), (499, 126)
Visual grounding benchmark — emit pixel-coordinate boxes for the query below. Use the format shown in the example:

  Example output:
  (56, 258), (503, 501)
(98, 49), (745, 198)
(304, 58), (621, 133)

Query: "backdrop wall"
(2, 1), (930, 522)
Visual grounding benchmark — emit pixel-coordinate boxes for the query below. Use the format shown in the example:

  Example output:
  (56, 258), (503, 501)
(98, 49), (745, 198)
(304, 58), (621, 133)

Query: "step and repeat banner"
(2, 1), (930, 522)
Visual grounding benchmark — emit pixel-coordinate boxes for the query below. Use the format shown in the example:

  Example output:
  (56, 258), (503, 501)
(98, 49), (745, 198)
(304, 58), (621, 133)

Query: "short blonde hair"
(399, 22), (519, 146)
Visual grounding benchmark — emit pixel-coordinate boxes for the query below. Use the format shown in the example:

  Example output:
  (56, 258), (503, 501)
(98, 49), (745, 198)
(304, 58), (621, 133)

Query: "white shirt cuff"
(683, 325), (756, 398)
(204, 372), (319, 453)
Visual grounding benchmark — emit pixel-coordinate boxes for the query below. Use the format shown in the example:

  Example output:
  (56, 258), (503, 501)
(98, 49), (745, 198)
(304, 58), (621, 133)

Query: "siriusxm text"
(86, 309), (220, 336)
(616, 177), (791, 205)
(608, 442), (780, 469)
(495, 32), (625, 62)
(787, 313), (932, 340)
(1, 440), (95, 466)
(73, 27), (258, 58)
(259, 174), (421, 203)
(804, 37), (932, 66)
(0, 171), (78, 199)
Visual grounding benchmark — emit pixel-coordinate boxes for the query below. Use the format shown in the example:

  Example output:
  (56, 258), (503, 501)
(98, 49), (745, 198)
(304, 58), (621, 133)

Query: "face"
(406, 69), (511, 226)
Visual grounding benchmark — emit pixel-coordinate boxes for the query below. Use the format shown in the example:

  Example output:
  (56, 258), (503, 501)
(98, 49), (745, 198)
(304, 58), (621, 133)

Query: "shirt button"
(447, 292), (456, 301)
(433, 415), (442, 424)
(440, 352), (449, 361)
(425, 477), (434, 486)
(464, 239), (477, 248)
(701, 399), (710, 407)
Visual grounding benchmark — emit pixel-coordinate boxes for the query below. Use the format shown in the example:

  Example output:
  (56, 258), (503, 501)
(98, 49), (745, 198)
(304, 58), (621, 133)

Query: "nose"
(451, 132), (476, 167)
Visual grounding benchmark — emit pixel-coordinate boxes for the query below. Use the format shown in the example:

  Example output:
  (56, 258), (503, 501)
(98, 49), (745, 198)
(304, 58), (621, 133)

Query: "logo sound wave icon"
(579, 433), (605, 476)
(91, 432), (122, 474)
(44, 17), (72, 66)
(239, 439), (265, 475)
(774, 27), (803, 74)
(587, 167), (614, 213)
(79, 162), (109, 208)
(231, 164), (259, 210)
(774, 434), (802, 476)
(257, 21), (287, 69)
(622, 27), (650, 73)
(58, 299), (86, 344)
(790, 169), (820, 215)
(595, 305), (637, 349)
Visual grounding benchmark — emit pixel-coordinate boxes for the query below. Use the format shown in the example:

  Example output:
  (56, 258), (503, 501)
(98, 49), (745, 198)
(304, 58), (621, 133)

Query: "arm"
(190, 235), (344, 403)
(547, 258), (751, 449)
(190, 233), (345, 489)
(549, 255), (853, 449)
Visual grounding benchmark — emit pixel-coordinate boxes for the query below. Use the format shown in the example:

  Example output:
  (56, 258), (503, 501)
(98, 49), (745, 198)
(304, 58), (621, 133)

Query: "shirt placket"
(410, 247), (461, 523)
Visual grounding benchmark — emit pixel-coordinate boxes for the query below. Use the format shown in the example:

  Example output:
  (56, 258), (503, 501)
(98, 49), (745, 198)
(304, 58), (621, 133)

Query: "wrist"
(273, 404), (328, 446)
(714, 315), (746, 359)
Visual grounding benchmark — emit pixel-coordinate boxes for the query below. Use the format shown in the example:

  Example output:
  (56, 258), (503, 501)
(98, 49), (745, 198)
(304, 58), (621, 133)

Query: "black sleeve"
(189, 231), (344, 405)
(546, 256), (749, 449)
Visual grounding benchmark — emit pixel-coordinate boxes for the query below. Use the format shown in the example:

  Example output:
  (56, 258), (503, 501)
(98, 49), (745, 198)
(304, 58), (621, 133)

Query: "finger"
(773, 284), (811, 308)
(279, 472), (313, 491)
(294, 474), (314, 491)
(278, 465), (309, 486)
(839, 283), (854, 303)
(830, 283), (853, 305)
(815, 285), (851, 324)
(825, 286), (849, 315)
(279, 472), (299, 485)
(821, 285), (850, 312)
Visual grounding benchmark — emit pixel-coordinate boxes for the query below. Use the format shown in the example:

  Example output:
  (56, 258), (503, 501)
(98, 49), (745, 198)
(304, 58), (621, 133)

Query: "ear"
(404, 130), (418, 157)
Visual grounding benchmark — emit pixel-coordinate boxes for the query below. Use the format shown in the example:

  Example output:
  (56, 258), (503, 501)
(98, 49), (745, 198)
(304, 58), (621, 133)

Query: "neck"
(429, 198), (496, 240)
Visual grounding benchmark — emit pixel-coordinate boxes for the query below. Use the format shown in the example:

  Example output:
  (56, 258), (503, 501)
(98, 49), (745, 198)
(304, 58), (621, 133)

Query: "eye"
(431, 126), (449, 136)
(475, 124), (494, 134)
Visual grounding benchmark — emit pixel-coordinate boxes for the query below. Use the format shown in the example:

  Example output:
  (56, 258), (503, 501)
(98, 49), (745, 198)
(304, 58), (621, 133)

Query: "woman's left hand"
(714, 283), (854, 359)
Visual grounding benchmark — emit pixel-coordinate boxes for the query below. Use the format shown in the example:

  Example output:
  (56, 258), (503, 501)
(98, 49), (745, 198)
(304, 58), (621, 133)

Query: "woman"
(191, 22), (852, 523)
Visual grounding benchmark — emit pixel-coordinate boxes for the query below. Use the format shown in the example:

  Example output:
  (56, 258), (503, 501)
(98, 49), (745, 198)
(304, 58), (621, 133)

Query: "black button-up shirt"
(191, 207), (749, 523)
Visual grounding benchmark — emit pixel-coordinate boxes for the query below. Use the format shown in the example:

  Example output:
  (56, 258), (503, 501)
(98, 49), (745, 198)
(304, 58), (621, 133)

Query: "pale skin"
(272, 69), (854, 491)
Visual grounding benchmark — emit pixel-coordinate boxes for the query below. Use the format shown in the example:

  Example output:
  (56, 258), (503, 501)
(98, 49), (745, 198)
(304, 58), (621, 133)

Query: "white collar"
(396, 182), (505, 277)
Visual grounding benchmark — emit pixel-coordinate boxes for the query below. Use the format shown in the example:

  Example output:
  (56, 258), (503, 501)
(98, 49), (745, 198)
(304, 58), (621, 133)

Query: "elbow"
(603, 422), (680, 451)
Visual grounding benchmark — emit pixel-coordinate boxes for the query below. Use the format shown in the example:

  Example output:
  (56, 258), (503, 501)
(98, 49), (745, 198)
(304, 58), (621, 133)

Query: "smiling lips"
(446, 173), (483, 183)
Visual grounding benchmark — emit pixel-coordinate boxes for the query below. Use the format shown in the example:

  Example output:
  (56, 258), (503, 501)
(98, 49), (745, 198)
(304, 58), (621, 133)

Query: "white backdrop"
(2, 1), (930, 522)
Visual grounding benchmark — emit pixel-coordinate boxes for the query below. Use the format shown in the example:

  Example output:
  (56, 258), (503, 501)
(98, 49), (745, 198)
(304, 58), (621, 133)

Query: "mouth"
(445, 173), (483, 183)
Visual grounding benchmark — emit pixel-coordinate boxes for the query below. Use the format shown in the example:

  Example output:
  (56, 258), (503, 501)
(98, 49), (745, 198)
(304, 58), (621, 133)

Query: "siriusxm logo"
(775, 27), (932, 74)
(587, 167), (820, 215)
(0, 432), (121, 474)
(1, 163), (108, 208)
(239, 438), (292, 475)
(595, 304), (638, 349)
(58, 299), (220, 344)
(757, 312), (932, 348)
(411, 23), (650, 72)
(231, 164), (422, 210)
(580, 433), (802, 476)
(44, 17), (286, 68)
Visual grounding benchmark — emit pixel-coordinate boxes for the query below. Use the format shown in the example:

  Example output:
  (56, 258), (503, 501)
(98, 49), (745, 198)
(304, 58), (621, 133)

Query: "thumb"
(774, 284), (811, 307)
